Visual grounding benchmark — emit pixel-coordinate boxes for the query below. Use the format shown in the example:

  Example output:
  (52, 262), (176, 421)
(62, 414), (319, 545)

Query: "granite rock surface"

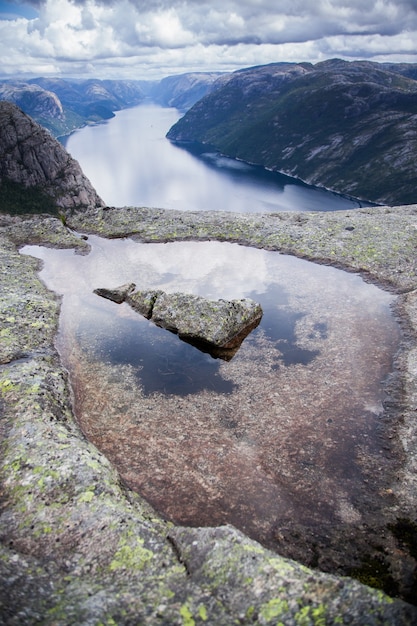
(95, 284), (263, 358)
(1, 206), (417, 624)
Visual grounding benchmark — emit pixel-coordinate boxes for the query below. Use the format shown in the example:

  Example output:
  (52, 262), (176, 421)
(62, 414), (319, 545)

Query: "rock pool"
(22, 235), (401, 578)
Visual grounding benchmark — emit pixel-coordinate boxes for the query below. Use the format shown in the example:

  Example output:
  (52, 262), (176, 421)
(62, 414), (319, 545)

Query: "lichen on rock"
(1, 206), (417, 624)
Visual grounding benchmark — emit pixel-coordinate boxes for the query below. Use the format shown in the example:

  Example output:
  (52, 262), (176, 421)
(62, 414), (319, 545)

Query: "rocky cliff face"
(0, 101), (104, 213)
(167, 59), (417, 205)
(0, 82), (64, 120)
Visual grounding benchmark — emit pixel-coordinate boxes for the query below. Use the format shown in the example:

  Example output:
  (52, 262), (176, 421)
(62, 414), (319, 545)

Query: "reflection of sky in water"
(21, 239), (402, 559)
(63, 104), (369, 212)
(22, 237), (396, 397)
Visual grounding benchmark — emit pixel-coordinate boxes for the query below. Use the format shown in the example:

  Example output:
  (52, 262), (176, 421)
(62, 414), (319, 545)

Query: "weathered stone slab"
(126, 288), (164, 319)
(3, 211), (417, 624)
(94, 285), (263, 358)
(151, 291), (262, 348)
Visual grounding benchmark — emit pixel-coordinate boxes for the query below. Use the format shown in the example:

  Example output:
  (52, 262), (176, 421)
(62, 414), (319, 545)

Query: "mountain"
(0, 81), (66, 135)
(0, 101), (104, 215)
(0, 78), (147, 137)
(148, 72), (223, 111)
(0, 72), (222, 138)
(167, 59), (417, 205)
(30, 77), (146, 118)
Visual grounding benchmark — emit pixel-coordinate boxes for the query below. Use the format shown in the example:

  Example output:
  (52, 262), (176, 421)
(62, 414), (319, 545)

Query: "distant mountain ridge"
(147, 72), (223, 111)
(0, 78), (145, 137)
(0, 73), (221, 137)
(2, 60), (417, 205)
(167, 59), (417, 205)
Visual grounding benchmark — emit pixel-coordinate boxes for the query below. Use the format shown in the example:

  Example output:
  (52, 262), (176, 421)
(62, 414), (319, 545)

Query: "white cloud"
(1, 0), (417, 79)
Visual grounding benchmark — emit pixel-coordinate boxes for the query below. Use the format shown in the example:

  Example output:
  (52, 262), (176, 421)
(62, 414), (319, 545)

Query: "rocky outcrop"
(2, 210), (417, 624)
(0, 101), (104, 213)
(94, 283), (263, 359)
(167, 59), (417, 205)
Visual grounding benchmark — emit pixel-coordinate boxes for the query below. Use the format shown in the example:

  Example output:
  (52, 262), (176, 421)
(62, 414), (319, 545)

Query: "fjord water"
(22, 238), (400, 566)
(63, 104), (366, 212)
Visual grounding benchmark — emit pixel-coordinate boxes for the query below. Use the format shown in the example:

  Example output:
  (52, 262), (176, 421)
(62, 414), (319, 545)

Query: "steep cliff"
(0, 101), (104, 214)
(167, 59), (417, 205)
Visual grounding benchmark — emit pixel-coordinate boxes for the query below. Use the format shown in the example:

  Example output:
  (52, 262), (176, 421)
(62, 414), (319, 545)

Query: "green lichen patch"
(168, 525), (414, 625)
(179, 602), (195, 626)
(108, 536), (154, 572)
(259, 597), (290, 622)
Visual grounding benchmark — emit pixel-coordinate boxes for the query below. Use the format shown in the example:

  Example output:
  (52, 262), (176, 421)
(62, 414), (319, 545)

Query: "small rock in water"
(94, 284), (263, 359)
(93, 282), (136, 304)
(151, 291), (262, 348)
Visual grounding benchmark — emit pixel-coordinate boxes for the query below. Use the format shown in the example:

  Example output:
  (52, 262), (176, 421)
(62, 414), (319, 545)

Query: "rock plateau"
(1, 101), (417, 625)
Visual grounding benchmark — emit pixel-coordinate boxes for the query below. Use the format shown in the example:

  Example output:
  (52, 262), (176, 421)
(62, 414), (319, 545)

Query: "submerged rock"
(94, 285), (263, 359)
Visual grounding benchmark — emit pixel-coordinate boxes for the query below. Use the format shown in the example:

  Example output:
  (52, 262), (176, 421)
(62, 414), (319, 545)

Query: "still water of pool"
(22, 237), (400, 570)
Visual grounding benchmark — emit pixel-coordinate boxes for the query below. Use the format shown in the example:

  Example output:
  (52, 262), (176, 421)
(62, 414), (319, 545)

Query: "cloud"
(1, 0), (417, 79)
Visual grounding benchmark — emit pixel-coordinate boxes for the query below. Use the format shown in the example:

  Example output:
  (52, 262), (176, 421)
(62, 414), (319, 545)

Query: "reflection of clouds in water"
(90, 238), (271, 300)
(23, 237), (396, 394)
(20, 237), (401, 557)
(24, 238), (394, 319)
(65, 105), (363, 213)
(202, 153), (253, 172)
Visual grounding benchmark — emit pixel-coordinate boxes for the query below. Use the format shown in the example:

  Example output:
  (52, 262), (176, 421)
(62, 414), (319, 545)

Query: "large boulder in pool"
(151, 291), (262, 348)
(94, 284), (263, 359)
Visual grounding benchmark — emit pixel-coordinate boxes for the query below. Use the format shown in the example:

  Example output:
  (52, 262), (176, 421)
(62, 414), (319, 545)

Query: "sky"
(0, 0), (416, 80)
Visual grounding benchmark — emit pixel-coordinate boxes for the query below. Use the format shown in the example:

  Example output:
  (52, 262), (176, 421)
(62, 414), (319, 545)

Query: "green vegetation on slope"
(0, 180), (60, 216)
(167, 60), (417, 205)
